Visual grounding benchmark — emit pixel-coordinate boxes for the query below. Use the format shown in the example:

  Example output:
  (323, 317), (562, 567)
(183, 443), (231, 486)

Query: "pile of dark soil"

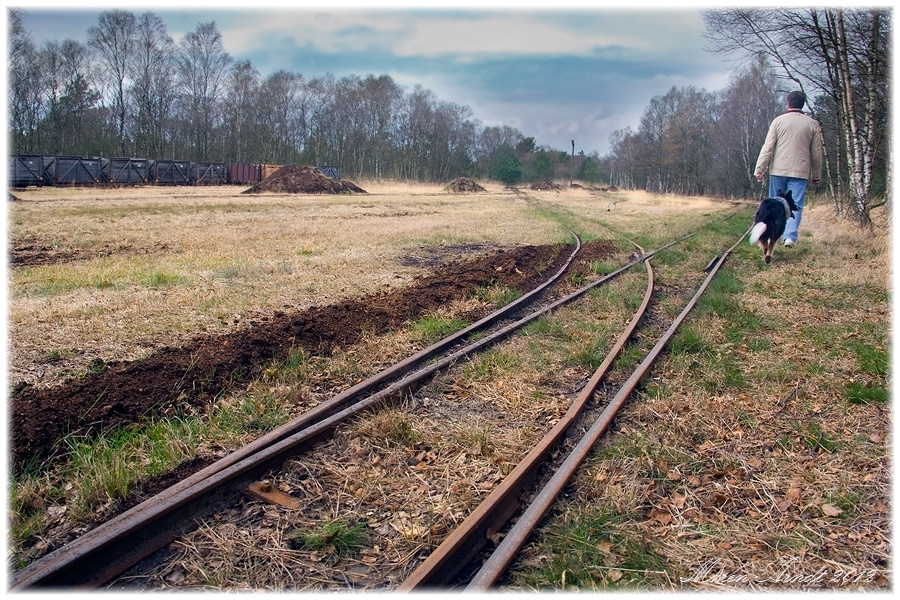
(242, 165), (367, 195)
(602, 185), (619, 192)
(9, 239), (617, 470)
(530, 179), (561, 191)
(443, 178), (486, 193)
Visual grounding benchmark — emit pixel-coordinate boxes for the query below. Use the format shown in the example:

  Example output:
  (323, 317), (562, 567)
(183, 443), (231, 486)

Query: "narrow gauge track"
(11, 231), (591, 590)
(10, 213), (742, 591)
(405, 228), (749, 591)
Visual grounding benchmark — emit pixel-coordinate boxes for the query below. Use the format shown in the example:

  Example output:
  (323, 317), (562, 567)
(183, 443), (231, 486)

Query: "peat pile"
(530, 179), (561, 191)
(242, 165), (367, 194)
(9, 241), (625, 470)
(443, 177), (487, 193)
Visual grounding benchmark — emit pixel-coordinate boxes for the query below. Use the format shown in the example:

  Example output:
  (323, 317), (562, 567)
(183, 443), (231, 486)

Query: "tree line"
(7, 9), (594, 186)
(7, 8), (889, 224)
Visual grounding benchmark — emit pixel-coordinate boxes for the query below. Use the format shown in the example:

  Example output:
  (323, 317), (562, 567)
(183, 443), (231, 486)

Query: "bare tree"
(221, 60), (260, 162)
(255, 70), (305, 163)
(130, 12), (176, 158)
(639, 88), (680, 193)
(663, 86), (717, 196)
(711, 54), (782, 197)
(88, 9), (137, 156)
(39, 39), (98, 154)
(8, 8), (42, 153)
(703, 7), (890, 225)
(176, 21), (232, 161)
(359, 74), (403, 180)
(295, 74), (335, 166)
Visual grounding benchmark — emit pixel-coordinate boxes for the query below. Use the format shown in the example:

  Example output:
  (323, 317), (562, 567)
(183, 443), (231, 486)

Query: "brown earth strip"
(9, 240), (617, 471)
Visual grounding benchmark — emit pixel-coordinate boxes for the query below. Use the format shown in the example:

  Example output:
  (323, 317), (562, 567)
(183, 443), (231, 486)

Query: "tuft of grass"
(358, 409), (420, 447)
(452, 422), (494, 456)
(208, 391), (292, 436)
(262, 347), (312, 382)
(140, 270), (186, 288)
(667, 327), (711, 357)
(510, 507), (672, 589)
(795, 420), (840, 453)
(845, 381), (888, 405)
(473, 283), (521, 308)
(464, 349), (518, 381)
(61, 416), (201, 520)
(411, 314), (468, 345)
(847, 341), (888, 377)
(286, 520), (369, 557)
(589, 258), (622, 277)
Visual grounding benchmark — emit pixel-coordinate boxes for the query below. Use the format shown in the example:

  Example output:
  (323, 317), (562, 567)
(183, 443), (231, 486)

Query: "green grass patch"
(139, 270), (186, 288)
(286, 520), (369, 557)
(523, 315), (567, 339)
(58, 416), (201, 521)
(511, 507), (671, 589)
(847, 341), (888, 377)
(464, 349), (518, 381)
(411, 314), (468, 345)
(473, 283), (522, 308)
(845, 381), (888, 405)
(667, 326), (712, 357)
(208, 390), (293, 436)
(795, 420), (840, 453)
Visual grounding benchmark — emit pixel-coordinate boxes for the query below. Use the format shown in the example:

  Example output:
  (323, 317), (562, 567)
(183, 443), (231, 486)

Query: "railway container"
(225, 161), (261, 185)
(191, 162), (228, 185)
(317, 165), (341, 180)
(260, 163), (283, 180)
(8, 155), (45, 188)
(151, 160), (192, 185)
(103, 157), (150, 185)
(46, 155), (103, 185)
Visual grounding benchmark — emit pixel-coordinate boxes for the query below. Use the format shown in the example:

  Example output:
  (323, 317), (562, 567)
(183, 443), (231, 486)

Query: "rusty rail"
(397, 242), (654, 590)
(10, 234), (599, 590)
(10, 218), (741, 591)
(400, 228), (750, 591)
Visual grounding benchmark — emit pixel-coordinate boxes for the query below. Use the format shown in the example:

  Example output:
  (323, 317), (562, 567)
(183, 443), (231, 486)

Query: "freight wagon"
(8, 155), (341, 189)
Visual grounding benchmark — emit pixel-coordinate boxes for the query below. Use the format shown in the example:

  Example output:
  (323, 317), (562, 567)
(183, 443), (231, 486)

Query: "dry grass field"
(5, 180), (890, 591)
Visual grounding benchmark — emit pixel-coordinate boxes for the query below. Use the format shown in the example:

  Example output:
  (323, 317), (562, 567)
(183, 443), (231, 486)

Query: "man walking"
(754, 90), (823, 247)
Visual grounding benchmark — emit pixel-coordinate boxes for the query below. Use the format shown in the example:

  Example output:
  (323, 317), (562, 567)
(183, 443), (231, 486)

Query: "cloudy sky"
(12, 1), (747, 155)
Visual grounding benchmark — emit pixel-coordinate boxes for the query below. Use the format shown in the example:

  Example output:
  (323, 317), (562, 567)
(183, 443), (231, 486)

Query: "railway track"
(10, 210), (748, 591)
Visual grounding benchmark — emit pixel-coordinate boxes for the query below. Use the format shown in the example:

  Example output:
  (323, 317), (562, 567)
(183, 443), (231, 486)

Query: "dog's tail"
(749, 222), (767, 244)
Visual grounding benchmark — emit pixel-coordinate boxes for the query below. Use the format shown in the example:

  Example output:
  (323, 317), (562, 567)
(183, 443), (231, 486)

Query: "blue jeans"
(768, 175), (808, 243)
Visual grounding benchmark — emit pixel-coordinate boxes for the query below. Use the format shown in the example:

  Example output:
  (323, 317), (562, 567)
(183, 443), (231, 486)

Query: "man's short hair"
(787, 91), (807, 109)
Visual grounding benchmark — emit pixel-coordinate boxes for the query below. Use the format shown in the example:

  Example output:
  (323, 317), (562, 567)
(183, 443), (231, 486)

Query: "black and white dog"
(749, 190), (799, 264)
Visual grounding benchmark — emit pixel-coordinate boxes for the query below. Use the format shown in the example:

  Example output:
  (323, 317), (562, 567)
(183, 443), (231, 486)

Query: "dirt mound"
(443, 178), (486, 193)
(9, 240), (618, 469)
(242, 165), (367, 195)
(530, 179), (561, 191)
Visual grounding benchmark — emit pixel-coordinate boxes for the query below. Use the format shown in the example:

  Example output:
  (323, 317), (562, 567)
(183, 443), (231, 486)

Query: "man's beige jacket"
(754, 110), (823, 181)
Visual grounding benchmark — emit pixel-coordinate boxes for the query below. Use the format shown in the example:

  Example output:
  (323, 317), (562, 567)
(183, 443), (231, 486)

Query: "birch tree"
(130, 12), (176, 158)
(703, 7), (890, 225)
(8, 9), (42, 153)
(176, 21), (232, 161)
(88, 9), (137, 156)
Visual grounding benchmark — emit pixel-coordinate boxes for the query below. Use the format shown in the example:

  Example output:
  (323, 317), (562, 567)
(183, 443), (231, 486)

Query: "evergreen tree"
(492, 143), (523, 185)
